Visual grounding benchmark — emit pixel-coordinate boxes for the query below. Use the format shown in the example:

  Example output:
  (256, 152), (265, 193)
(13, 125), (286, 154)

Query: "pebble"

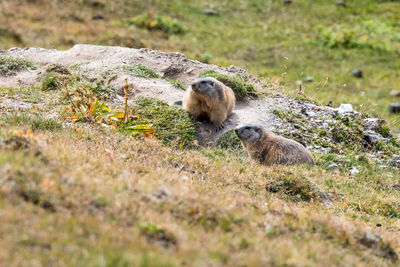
(360, 232), (381, 248)
(352, 69), (363, 78)
(304, 76), (313, 83)
(389, 90), (400, 97)
(349, 167), (359, 175)
(389, 103), (400, 113)
(336, 104), (354, 114)
(202, 8), (219, 16)
(336, 1), (346, 7)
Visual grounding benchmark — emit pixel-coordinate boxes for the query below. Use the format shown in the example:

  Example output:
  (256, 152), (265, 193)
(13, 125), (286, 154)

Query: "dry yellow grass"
(0, 116), (399, 266)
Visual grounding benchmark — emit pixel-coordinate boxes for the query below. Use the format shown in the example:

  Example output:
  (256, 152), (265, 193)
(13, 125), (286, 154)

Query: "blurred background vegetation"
(1, 0), (399, 133)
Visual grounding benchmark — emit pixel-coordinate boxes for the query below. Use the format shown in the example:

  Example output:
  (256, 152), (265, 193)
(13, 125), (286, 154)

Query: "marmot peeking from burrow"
(235, 124), (314, 166)
(183, 77), (235, 130)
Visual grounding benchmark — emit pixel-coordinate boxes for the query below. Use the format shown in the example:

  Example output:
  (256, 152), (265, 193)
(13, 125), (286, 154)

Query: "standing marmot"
(235, 124), (314, 166)
(183, 77), (235, 130)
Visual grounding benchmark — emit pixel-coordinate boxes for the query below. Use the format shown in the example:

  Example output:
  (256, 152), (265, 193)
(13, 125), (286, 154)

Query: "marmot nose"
(235, 128), (239, 135)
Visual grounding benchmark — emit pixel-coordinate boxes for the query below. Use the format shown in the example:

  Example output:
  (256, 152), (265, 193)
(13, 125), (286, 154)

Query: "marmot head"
(191, 77), (222, 99)
(235, 124), (264, 144)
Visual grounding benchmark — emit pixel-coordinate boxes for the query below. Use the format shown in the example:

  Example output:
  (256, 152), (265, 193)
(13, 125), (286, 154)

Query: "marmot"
(235, 124), (314, 166)
(183, 77), (235, 130)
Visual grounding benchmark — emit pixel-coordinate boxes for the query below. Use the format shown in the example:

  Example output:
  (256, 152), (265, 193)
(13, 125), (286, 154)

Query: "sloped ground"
(1, 45), (400, 266)
(1, 44), (396, 155)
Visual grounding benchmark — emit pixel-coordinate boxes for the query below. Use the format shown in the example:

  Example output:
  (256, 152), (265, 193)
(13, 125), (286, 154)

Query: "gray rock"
(364, 131), (390, 144)
(304, 76), (313, 83)
(352, 69), (363, 78)
(389, 90), (400, 97)
(360, 231), (381, 248)
(349, 167), (359, 175)
(336, 104), (353, 114)
(202, 8), (219, 16)
(336, 1), (346, 7)
(389, 103), (400, 113)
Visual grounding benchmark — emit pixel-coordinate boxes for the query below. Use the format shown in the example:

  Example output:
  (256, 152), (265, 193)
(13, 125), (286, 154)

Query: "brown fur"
(235, 124), (314, 166)
(183, 77), (235, 129)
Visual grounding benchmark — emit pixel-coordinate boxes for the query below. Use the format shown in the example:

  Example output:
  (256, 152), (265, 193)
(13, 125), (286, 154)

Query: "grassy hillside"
(1, 0), (399, 133)
(0, 81), (399, 266)
(1, 0), (400, 266)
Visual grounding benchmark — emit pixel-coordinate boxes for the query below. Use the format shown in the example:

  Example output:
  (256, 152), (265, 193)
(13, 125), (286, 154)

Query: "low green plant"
(0, 56), (36, 75)
(123, 64), (160, 79)
(123, 64), (185, 89)
(198, 69), (258, 99)
(126, 13), (186, 35)
(41, 72), (65, 91)
(130, 97), (197, 148)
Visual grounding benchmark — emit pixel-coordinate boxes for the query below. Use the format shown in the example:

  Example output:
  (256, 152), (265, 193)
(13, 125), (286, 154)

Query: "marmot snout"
(236, 124), (314, 166)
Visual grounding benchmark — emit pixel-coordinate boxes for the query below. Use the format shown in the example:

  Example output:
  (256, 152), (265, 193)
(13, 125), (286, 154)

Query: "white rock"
(337, 104), (354, 114)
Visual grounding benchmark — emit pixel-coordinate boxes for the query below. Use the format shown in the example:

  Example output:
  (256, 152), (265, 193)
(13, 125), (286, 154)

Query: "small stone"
(389, 103), (400, 113)
(296, 80), (302, 86)
(337, 104), (353, 114)
(304, 76), (313, 83)
(327, 162), (339, 169)
(349, 167), (359, 175)
(360, 231), (381, 248)
(364, 132), (390, 144)
(390, 90), (400, 97)
(45, 113), (59, 120)
(202, 8), (219, 16)
(336, 1), (346, 7)
(92, 14), (106, 20)
(352, 69), (363, 78)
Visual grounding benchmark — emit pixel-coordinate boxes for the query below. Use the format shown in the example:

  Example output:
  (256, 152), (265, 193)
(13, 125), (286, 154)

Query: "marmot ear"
(210, 81), (215, 86)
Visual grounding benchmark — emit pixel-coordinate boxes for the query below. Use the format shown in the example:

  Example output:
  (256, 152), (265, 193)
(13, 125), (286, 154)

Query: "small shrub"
(0, 56), (36, 75)
(198, 69), (258, 99)
(41, 72), (66, 91)
(314, 20), (400, 53)
(126, 13), (186, 35)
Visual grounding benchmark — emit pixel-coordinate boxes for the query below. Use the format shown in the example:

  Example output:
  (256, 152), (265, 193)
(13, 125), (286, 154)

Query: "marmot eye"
(200, 81), (206, 84)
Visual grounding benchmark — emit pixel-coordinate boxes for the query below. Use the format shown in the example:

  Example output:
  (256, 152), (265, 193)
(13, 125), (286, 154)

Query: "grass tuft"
(126, 13), (186, 35)
(0, 56), (36, 75)
(198, 69), (258, 99)
(132, 97), (197, 148)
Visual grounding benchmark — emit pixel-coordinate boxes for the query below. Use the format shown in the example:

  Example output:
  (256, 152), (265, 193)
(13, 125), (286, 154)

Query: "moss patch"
(198, 69), (258, 99)
(0, 56), (36, 75)
(129, 97), (197, 149)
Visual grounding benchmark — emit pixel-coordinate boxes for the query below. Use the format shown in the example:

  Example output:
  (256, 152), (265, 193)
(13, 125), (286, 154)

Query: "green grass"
(0, 55), (36, 75)
(126, 13), (186, 35)
(123, 64), (185, 89)
(131, 97), (197, 149)
(198, 69), (258, 99)
(1, 1), (400, 266)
